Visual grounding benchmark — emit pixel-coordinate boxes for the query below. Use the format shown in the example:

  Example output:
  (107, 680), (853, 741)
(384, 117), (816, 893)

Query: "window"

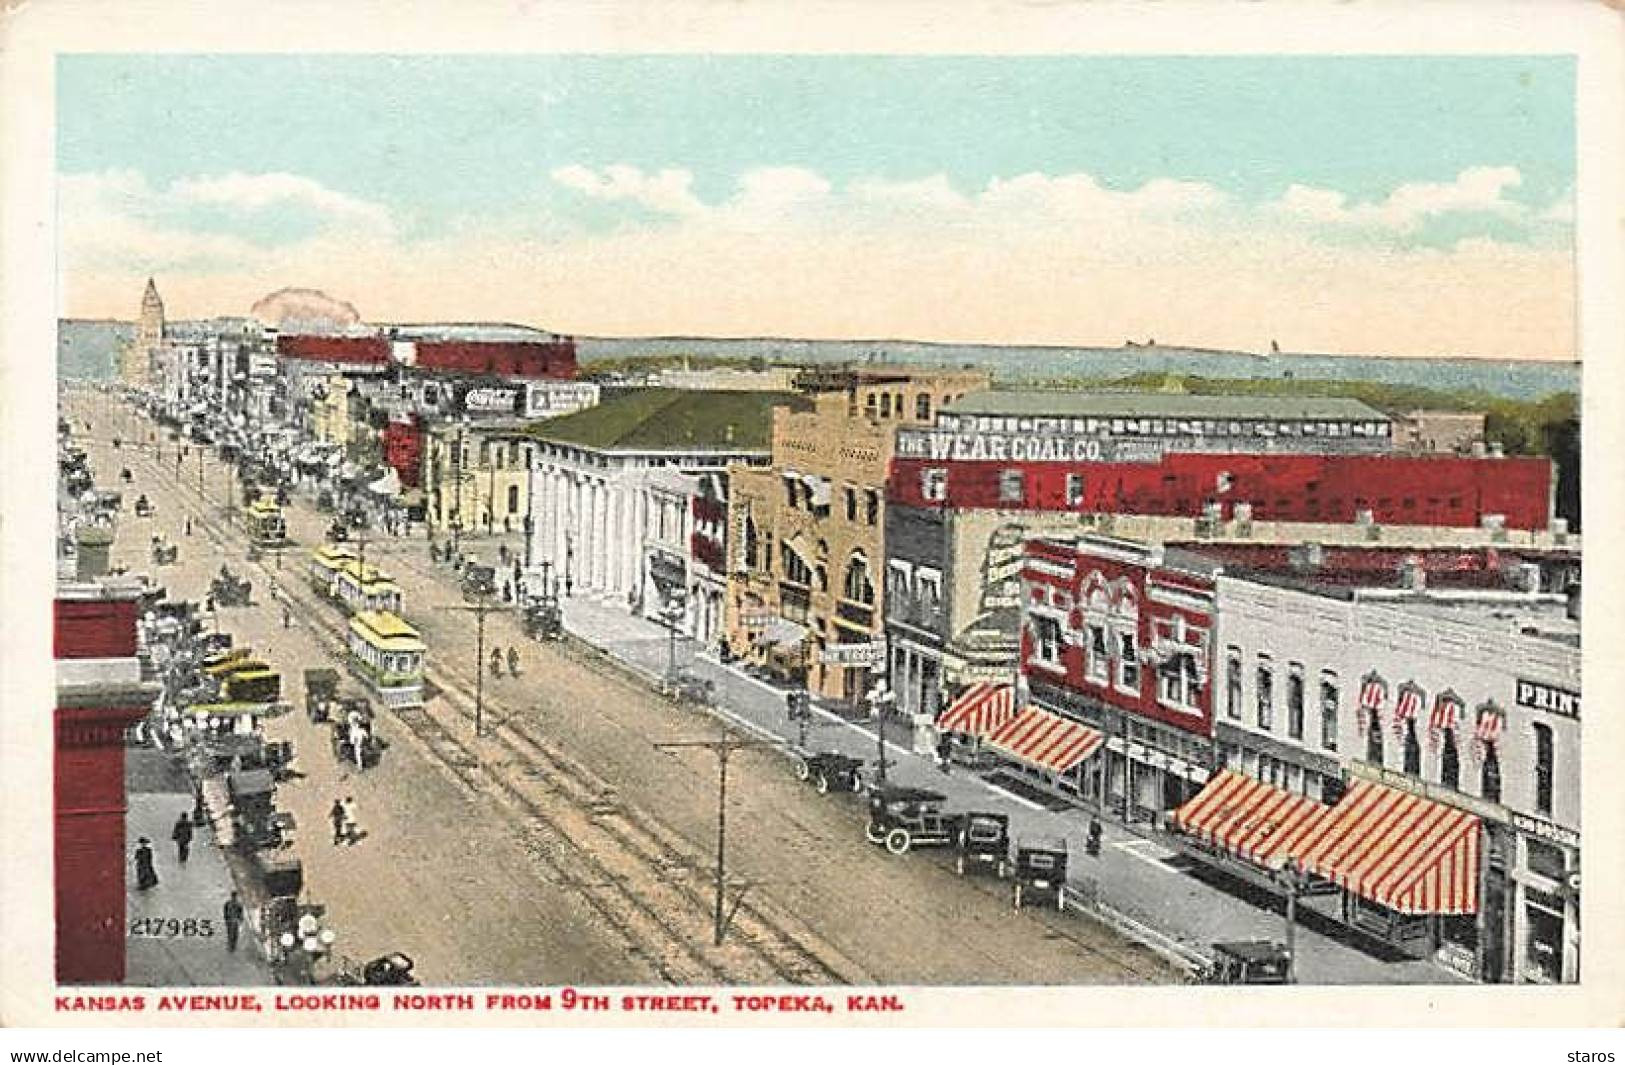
(1066, 473), (1086, 507)
(1287, 665), (1305, 740)
(879, 393), (892, 418)
(506, 485), (520, 514)
(781, 545), (812, 586)
(1255, 659), (1274, 730)
(1481, 742), (1502, 803)
(1117, 632), (1140, 690)
(922, 468), (947, 502)
(1033, 615), (1062, 667)
(743, 516), (759, 569)
(814, 564), (828, 592)
(844, 487), (857, 521)
(865, 489), (880, 526)
(1160, 653), (1201, 709)
(999, 469), (1025, 504)
(843, 553), (874, 604)
(785, 480), (799, 508)
(1440, 728), (1460, 788)
(1403, 720), (1421, 775)
(1365, 708), (1383, 766)
(1226, 650), (1242, 720)
(915, 394), (931, 420)
(1527, 838), (1566, 882)
(1533, 723), (1554, 815)
(1087, 626), (1109, 683)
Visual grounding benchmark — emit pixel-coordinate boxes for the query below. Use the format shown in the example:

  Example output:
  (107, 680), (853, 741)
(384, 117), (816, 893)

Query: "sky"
(57, 55), (1576, 358)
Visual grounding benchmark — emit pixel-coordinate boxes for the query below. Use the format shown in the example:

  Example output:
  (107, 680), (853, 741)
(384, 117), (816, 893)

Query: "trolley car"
(307, 544), (358, 598)
(346, 610), (425, 710)
(332, 561), (404, 616)
(244, 496), (288, 545)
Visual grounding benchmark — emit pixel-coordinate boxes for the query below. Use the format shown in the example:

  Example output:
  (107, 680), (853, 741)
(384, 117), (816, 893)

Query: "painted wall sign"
(1515, 678), (1580, 719)
(462, 386), (520, 414)
(524, 381), (600, 419)
(820, 641), (888, 667)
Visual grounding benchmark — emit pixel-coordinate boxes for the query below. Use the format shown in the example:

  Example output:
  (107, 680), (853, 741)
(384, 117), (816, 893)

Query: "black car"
(1200, 941), (1291, 985)
(864, 786), (959, 855)
(1012, 838), (1069, 911)
(955, 812), (1011, 877)
(791, 750), (864, 795)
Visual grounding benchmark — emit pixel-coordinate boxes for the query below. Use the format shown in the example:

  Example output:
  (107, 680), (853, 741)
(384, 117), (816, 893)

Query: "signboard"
(390, 340), (418, 366)
(820, 641), (888, 668)
(524, 381), (600, 419)
(740, 609), (775, 631)
(247, 353), (278, 378)
(1510, 811), (1580, 850)
(895, 430), (1158, 464)
(462, 386), (521, 415)
(1516, 678), (1580, 720)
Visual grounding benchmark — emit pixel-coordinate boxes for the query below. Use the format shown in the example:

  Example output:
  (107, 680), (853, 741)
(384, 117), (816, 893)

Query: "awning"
(761, 616), (808, 648)
(985, 707), (1104, 774)
(938, 682), (1017, 739)
(369, 468), (401, 497)
(1293, 780), (1481, 915)
(1169, 770), (1333, 872)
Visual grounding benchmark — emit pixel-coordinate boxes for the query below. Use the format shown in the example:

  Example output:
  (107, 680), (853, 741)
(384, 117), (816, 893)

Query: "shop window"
(1533, 723), (1554, 815)
(999, 469), (1025, 504)
(507, 485), (520, 514)
(1523, 890), (1565, 984)
(1255, 659), (1274, 730)
(1526, 838), (1567, 882)
(1225, 650), (1242, 720)
(1066, 473), (1086, 507)
(1481, 742), (1502, 803)
(1440, 728), (1460, 789)
(1087, 626), (1109, 683)
(1287, 665), (1305, 740)
(922, 468), (947, 502)
(1403, 720), (1421, 775)
(1117, 632), (1139, 691)
(1033, 615), (1062, 667)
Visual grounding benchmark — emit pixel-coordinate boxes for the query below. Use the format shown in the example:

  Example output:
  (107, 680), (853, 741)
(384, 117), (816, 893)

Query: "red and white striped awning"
(1359, 674), (1388, 711)
(1293, 780), (1481, 915)
(1169, 770), (1333, 871)
(937, 682), (1017, 739)
(985, 707), (1104, 774)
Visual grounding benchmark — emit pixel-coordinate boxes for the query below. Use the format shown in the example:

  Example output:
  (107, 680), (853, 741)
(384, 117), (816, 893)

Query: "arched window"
(1440, 727), (1460, 788)
(1481, 742), (1502, 803)
(1365, 708), (1383, 766)
(843, 552), (874, 604)
(742, 515), (759, 569)
(1403, 720), (1421, 775)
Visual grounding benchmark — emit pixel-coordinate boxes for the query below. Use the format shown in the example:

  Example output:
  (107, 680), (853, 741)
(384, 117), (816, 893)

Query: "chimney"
(75, 525), (114, 580)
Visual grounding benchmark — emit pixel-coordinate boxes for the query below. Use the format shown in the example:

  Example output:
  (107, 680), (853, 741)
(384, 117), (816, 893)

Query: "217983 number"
(128, 918), (215, 937)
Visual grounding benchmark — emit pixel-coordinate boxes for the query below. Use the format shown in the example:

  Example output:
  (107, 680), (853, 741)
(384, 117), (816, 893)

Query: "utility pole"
(867, 677), (896, 788)
(436, 597), (518, 737)
(653, 727), (776, 946)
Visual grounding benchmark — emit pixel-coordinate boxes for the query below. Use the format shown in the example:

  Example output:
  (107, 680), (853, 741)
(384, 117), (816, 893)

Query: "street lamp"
(659, 595), (688, 688)
(867, 678), (896, 788)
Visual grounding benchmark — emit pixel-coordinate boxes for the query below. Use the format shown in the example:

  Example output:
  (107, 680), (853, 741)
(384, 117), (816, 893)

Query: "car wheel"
(864, 822), (884, 845)
(814, 773), (829, 795)
(885, 829), (912, 856)
(792, 757), (809, 782)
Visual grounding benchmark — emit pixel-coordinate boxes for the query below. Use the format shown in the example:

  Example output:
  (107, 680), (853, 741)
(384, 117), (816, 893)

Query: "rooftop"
(381, 322), (566, 343)
(946, 391), (1388, 422)
(350, 610), (422, 641)
(525, 388), (809, 452)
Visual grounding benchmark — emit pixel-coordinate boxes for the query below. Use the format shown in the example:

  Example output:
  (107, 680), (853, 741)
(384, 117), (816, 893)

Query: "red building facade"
(1019, 537), (1221, 819)
(53, 584), (158, 984)
(275, 334), (392, 366)
(381, 413), (425, 489)
(412, 340), (577, 380)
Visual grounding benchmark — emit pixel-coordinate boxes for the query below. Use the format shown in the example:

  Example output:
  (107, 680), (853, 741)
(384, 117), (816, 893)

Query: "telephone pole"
(436, 596), (518, 737)
(653, 727), (776, 946)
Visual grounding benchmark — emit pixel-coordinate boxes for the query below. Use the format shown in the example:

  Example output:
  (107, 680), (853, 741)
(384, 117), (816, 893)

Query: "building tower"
(126, 277), (165, 386)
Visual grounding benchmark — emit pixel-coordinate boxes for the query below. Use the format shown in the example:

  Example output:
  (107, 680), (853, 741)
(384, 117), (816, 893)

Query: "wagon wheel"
(792, 757), (810, 782)
(885, 828), (912, 856)
(864, 821), (885, 845)
(813, 772), (830, 795)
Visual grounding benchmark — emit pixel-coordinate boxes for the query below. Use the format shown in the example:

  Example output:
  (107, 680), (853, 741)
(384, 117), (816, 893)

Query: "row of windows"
(1032, 618), (1205, 712)
(938, 415), (1393, 439)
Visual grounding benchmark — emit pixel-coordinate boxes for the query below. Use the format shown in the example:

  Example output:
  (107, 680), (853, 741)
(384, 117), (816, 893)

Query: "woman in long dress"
(133, 837), (158, 890)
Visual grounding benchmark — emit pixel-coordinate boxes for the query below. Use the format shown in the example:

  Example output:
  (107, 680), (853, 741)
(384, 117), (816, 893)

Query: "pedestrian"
(184, 515), (192, 537)
(329, 798), (345, 846)
(282, 605), (291, 629)
(507, 646), (519, 676)
(192, 781), (209, 831)
(499, 544), (509, 566)
(503, 580), (513, 603)
(1086, 817), (1103, 858)
(935, 734), (954, 776)
(171, 811), (194, 863)
(133, 837), (158, 890)
(222, 891), (245, 952)
(341, 796), (359, 845)
(348, 719), (368, 771)
(490, 648), (504, 677)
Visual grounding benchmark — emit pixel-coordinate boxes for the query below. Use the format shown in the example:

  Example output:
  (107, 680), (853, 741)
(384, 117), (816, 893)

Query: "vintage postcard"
(2, 0), (1622, 1034)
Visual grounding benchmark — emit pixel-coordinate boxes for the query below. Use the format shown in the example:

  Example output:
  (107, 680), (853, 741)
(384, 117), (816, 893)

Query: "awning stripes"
(984, 707), (1104, 774)
(937, 682), (1017, 739)
(1168, 770), (1332, 871)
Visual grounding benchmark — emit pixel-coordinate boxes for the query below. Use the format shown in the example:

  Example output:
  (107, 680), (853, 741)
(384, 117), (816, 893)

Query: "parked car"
(1012, 838), (1069, 911)
(864, 786), (959, 856)
(791, 750), (865, 795)
(955, 812), (1011, 878)
(1199, 941), (1291, 985)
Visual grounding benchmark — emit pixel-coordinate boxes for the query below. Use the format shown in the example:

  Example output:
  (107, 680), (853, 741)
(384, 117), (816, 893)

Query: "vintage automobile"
(663, 668), (715, 706)
(304, 668), (340, 722)
(134, 494), (153, 517)
(330, 703), (382, 770)
(461, 562), (497, 601)
(864, 786), (959, 856)
(326, 520), (350, 543)
(1012, 838), (1070, 911)
(523, 599), (563, 641)
(330, 952), (419, 987)
(1199, 941), (1292, 985)
(791, 750), (865, 795)
(955, 812), (1012, 878)
(151, 537), (179, 566)
(210, 569), (253, 607)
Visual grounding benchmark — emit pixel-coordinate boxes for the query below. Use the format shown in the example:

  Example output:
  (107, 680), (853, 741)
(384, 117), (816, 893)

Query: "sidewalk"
(125, 747), (275, 986)
(559, 595), (1468, 986)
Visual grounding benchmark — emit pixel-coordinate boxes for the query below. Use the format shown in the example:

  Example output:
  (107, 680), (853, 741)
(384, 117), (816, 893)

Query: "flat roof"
(526, 388), (808, 452)
(946, 392), (1388, 422)
(350, 610), (422, 641)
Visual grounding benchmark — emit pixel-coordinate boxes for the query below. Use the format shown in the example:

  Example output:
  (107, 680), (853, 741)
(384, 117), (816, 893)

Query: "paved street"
(76, 387), (1180, 986)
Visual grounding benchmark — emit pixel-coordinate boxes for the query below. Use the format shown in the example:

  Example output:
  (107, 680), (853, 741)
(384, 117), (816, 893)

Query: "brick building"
(723, 367), (988, 704)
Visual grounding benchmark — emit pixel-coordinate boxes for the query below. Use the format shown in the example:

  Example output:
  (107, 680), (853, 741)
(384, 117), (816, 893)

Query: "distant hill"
(576, 336), (1579, 402)
(59, 319), (134, 381)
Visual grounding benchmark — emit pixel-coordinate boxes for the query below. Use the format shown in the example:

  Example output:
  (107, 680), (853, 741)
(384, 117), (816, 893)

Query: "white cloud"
(1270, 166), (1528, 233)
(549, 164), (705, 216)
(169, 172), (393, 230)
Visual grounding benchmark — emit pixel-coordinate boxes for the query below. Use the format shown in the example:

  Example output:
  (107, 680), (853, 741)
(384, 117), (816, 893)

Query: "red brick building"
(54, 581), (159, 984)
